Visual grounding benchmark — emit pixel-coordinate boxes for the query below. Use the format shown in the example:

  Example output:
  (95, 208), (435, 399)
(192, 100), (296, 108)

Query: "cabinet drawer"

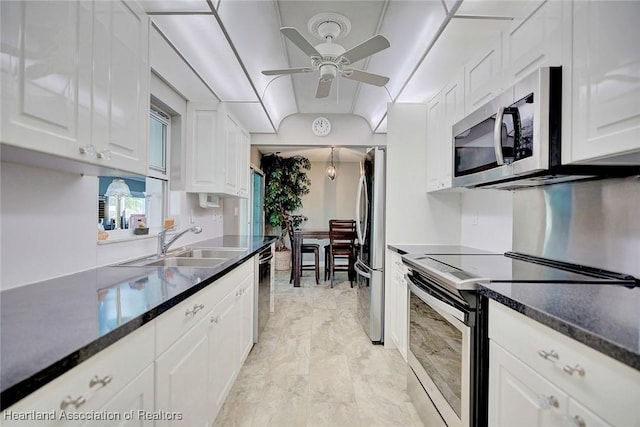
(2, 321), (155, 425)
(155, 257), (255, 356)
(489, 300), (640, 426)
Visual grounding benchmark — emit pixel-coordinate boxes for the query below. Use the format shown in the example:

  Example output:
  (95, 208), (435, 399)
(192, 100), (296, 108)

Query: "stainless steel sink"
(176, 248), (247, 259)
(116, 247), (247, 267)
(143, 257), (228, 268)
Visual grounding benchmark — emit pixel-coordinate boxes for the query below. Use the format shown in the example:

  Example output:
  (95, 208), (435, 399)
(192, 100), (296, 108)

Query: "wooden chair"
(324, 219), (356, 287)
(287, 218), (320, 285)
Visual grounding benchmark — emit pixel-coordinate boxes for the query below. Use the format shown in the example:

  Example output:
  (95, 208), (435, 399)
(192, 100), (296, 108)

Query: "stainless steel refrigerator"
(354, 147), (385, 343)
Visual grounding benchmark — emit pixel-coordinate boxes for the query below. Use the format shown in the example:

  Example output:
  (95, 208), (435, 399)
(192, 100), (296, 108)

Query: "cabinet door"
(465, 35), (503, 114)
(504, 0), (565, 85)
(0, 0), (92, 159)
(82, 364), (155, 427)
(223, 114), (239, 195)
(568, 399), (612, 427)
(156, 315), (211, 427)
(439, 73), (464, 190)
(238, 275), (255, 364)
(568, 0), (640, 164)
(426, 94), (443, 192)
(489, 341), (567, 427)
(237, 129), (250, 198)
(92, 0), (149, 175)
(208, 290), (239, 422)
(185, 102), (219, 193)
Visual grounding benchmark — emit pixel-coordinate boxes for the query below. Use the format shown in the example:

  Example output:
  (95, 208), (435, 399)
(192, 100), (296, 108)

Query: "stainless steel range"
(402, 251), (638, 427)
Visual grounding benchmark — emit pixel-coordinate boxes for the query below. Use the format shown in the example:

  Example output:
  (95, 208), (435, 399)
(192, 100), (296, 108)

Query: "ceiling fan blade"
(262, 67), (314, 76)
(340, 34), (390, 64)
(316, 79), (332, 98)
(342, 69), (389, 87)
(280, 27), (322, 58)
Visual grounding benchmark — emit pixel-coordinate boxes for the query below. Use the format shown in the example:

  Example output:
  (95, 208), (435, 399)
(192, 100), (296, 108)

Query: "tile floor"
(213, 269), (425, 427)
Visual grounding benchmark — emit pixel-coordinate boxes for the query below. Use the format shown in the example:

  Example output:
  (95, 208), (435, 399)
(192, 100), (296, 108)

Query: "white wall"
(386, 103), (462, 245)
(252, 113), (385, 147)
(299, 161), (360, 229)
(460, 189), (513, 253)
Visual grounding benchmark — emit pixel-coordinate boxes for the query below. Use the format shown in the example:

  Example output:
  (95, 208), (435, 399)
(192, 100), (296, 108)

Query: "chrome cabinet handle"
(563, 364), (586, 377)
(538, 349), (559, 361)
(185, 303), (205, 317)
(210, 316), (219, 324)
(89, 374), (113, 388)
(60, 395), (86, 411)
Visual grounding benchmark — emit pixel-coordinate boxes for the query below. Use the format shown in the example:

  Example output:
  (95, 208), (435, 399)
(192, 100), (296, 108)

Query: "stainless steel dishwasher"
(254, 245), (273, 342)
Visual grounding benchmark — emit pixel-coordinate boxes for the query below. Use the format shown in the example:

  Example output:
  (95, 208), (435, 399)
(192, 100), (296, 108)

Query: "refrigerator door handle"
(355, 173), (367, 245)
(354, 259), (372, 278)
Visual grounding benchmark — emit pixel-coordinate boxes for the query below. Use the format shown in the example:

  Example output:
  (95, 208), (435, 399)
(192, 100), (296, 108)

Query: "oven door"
(407, 276), (471, 427)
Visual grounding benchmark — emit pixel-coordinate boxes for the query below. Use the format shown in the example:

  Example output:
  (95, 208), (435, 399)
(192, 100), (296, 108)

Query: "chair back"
(285, 216), (296, 254)
(329, 219), (356, 247)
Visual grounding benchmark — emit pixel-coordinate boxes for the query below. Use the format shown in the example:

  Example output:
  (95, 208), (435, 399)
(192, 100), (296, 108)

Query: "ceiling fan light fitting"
(319, 64), (337, 81)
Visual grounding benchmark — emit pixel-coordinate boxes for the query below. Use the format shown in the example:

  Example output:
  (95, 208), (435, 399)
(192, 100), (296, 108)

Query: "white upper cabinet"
(92, 0), (150, 175)
(0, 0), (150, 176)
(427, 71), (463, 192)
(184, 102), (250, 199)
(464, 34), (503, 114)
(1, 1), (92, 159)
(565, 0), (640, 164)
(504, 0), (567, 86)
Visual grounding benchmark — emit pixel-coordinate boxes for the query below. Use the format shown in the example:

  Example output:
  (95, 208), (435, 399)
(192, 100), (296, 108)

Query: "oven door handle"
(259, 252), (273, 264)
(407, 277), (466, 323)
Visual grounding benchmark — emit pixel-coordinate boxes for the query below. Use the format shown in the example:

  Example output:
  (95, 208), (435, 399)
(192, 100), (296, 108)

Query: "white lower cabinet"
(156, 257), (255, 426)
(385, 250), (408, 360)
(85, 364), (155, 427)
(208, 289), (239, 418)
(488, 300), (640, 427)
(1, 257), (257, 427)
(155, 313), (211, 427)
(0, 321), (155, 427)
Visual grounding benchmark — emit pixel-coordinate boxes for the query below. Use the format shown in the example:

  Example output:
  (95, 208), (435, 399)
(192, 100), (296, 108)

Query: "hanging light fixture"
(105, 178), (131, 230)
(326, 147), (337, 181)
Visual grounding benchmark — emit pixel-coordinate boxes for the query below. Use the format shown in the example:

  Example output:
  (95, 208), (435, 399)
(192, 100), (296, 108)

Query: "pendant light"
(326, 147), (337, 181)
(105, 178), (131, 230)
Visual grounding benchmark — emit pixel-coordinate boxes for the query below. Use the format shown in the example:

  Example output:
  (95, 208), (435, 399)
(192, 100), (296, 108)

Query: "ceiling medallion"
(308, 12), (352, 41)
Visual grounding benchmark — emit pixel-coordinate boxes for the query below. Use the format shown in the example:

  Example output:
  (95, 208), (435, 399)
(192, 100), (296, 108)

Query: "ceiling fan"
(262, 13), (391, 98)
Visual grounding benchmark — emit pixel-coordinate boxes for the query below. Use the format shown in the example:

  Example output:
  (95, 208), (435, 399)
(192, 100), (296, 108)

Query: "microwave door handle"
(493, 106), (506, 166)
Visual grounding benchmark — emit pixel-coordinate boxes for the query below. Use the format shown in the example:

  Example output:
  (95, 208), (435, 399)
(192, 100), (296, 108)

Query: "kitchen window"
(97, 106), (170, 238)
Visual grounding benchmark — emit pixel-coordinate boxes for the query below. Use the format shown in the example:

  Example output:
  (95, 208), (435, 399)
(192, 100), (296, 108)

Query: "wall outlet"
(472, 210), (479, 226)
(213, 214), (223, 223)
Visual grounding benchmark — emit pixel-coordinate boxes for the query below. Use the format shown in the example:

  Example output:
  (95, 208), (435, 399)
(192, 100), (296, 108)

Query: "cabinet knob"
(78, 145), (96, 156)
(572, 415), (586, 427)
(537, 394), (559, 410)
(185, 303), (205, 317)
(562, 364), (586, 377)
(96, 149), (112, 160)
(537, 349), (559, 361)
(60, 395), (86, 411)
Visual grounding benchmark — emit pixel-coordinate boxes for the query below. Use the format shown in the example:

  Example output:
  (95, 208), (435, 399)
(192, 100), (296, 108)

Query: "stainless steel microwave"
(452, 67), (637, 189)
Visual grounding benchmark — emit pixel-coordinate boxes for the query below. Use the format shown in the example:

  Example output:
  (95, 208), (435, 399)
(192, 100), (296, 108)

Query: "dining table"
(292, 228), (328, 287)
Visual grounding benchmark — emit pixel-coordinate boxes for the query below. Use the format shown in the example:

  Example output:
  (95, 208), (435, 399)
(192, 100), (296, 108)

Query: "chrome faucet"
(157, 225), (203, 256)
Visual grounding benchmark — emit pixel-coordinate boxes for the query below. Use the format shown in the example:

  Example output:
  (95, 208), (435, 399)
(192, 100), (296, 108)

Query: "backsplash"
(513, 176), (640, 276)
(0, 162), (225, 290)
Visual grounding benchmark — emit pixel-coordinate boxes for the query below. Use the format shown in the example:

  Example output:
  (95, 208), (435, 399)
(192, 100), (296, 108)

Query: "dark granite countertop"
(0, 235), (276, 410)
(387, 244), (497, 255)
(478, 282), (640, 371)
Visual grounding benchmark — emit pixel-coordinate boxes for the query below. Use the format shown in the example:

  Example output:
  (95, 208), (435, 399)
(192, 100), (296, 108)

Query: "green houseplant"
(261, 153), (311, 270)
